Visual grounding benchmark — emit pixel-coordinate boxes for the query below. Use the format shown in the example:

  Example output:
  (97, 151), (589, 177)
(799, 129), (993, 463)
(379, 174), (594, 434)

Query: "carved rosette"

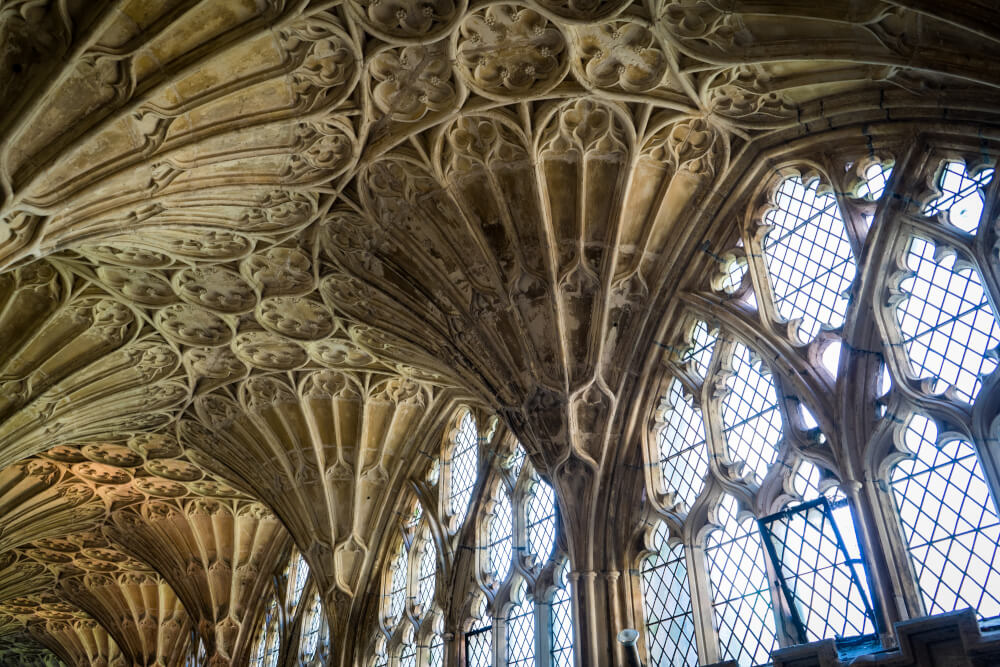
(455, 5), (568, 99)
(369, 41), (459, 121)
(572, 20), (669, 93)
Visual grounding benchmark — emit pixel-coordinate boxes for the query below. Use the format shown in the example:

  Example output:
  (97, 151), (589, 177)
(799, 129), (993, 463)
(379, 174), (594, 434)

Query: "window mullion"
(685, 539), (720, 665)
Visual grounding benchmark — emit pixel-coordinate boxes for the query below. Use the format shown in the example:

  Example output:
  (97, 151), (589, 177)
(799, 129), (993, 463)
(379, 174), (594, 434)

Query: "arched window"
(706, 494), (778, 667)
(416, 526), (437, 613)
(399, 626), (416, 667)
(640, 522), (695, 667)
(371, 495), (446, 667)
(184, 634), (205, 667)
(386, 542), (408, 627)
(550, 561), (574, 667)
(889, 414), (1000, 619)
(251, 596), (280, 667)
(301, 591), (324, 663)
(506, 580), (535, 666)
(487, 485), (513, 582)
(448, 410), (480, 529)
(286, 551), (310, 614)
(639, 147), (1000, 667)
(461, 443), (573, 667)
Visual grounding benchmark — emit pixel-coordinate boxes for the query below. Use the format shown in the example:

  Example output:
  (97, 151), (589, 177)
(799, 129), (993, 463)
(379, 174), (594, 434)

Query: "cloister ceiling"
(2, 0), (1000, 665)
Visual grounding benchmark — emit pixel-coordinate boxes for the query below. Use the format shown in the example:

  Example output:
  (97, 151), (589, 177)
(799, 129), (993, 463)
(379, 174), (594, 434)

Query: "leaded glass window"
(302, 592), (323, 661)
(856, 161), (893, 202)
(893, 236), (1000, 403)
(683, 319), (718, 378)
(639, 147), (1000, 667)
(924, 161), (994, 233)
(449, 411), (480, 527)
(466, 598), (492, 667)
(417, 529), (437, 612)
(762, 175), (856, 342)
(251, 597), (278, 667)
(264, 619), (280, 667)
(640, 522), (696, 667)
(487, 486), (513, 581)
(429, 632), (444, 667)
(399, 629), (416, 667)
(889, 414), (1000, 619)
(720, 342), (782, 483)
(550, 561), (574, 667)
(461, 438), (572, 667)
(509, 445), (526, 480)
(287, 551), (309, 612)
(760, 494), (876, 642)
(506, 580), (536, 666)
(525, 476), (556, 565)
(706, 494), (778, 667)
(656, 378), (708, 507)
(387, 543), (408, 625)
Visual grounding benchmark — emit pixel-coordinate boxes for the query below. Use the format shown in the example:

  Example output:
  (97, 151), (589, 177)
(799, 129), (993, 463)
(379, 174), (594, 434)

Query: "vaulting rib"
(181, 369), (452, 644)
(105, 498), (291, 667)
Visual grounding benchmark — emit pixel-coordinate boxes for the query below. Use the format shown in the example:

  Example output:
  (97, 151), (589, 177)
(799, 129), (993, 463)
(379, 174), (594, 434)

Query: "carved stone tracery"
(2, 1), (1000, 665)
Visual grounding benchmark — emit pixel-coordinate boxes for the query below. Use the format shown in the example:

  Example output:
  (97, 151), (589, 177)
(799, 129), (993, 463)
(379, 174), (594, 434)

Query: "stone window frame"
(635, 140), (1000, 666)
(370, 496), (447, 667)
(458, 437), (572, 667)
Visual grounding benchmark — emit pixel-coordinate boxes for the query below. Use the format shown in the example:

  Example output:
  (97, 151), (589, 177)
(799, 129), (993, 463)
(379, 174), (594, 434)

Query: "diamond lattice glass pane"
(399, 636), (416, 667)
(466, 626), (492, 667)
(721, 343), (782, 483)
(924, 161), (994, 233)
(417, 530), (437, 611)
(793, 460), (822, 501)
(720, 257), (748, 293)
(551, 562), (574, 667)
(506, 588), (536, 666)
(856, 162), (893, 201)
(302, 592), (323, 659)
(707, 495), (778, 667)
(894, 237), (1000, 403)
(657, 379), (709, 507)
(450, 411), (479, 527)
(683, 320), (718, 378)
(527, 477), (557, 565)
(288, 552), (309, 611)
(509, 444), (527, 480)
(641, 523), (697, 667)
(766, 501), (875, 641)
(890, 415), (1000, 619)
(264, 626), (279, 667)
(387, 544), (407, 626)
(429, 633), (444, 667)
(762, 175), (856, 342)
(489, 487), (513, 580)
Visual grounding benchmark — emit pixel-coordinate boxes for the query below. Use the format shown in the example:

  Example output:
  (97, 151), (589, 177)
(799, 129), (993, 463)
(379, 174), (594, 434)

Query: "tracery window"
(639, 148), (1000, 666)
(640, 522), (696, 667)
(889, 415), (1000, 619)
(448, 410), (481, 529)
(370, 494), (446, 667)
(462, 443), (573, 667)
(301, 591), (326, 664)
(184, 635), (205, 667)
(251, 596), (280, 667)
(287, 550), (310, 614)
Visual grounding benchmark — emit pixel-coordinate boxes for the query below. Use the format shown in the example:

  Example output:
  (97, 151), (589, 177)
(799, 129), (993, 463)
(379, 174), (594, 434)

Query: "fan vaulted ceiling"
(2, 0), (1000, 665)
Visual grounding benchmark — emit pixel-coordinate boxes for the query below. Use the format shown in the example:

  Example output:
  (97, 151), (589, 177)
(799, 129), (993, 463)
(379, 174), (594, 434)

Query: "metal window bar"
(465, 625), (492, 667)
(759, 497), (878, 645)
